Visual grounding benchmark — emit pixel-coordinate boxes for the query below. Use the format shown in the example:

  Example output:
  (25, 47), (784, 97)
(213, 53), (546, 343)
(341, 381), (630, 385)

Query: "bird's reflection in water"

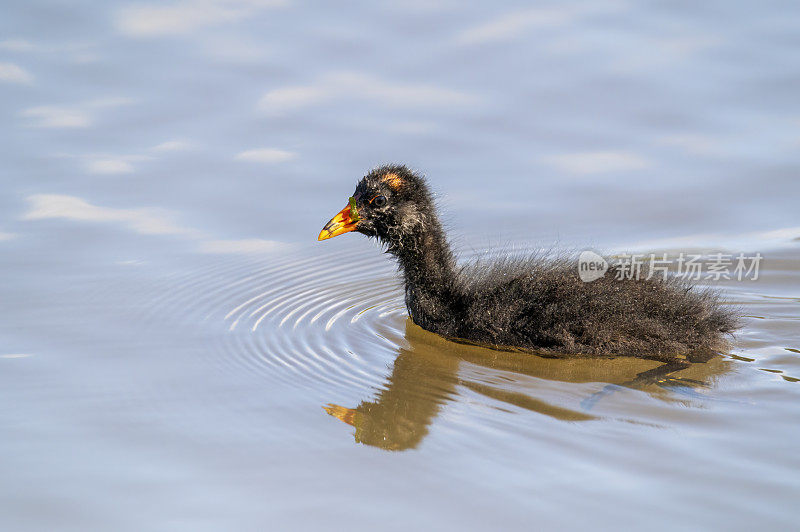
(325, 320), (732, 451)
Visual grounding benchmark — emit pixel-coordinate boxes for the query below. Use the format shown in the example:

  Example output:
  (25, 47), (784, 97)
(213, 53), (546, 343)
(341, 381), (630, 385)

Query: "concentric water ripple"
(133, 245), (410, 399)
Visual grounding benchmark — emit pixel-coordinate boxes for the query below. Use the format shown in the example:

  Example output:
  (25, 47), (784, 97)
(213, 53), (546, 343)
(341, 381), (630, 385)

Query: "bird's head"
(318, 165), (436, 249)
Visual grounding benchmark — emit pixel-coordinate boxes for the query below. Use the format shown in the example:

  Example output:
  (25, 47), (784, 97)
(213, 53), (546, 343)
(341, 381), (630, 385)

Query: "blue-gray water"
(1, 1), (799, 530)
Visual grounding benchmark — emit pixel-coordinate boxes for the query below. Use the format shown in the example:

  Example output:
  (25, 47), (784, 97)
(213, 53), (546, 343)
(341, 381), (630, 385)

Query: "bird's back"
(452, 254), (738, 361)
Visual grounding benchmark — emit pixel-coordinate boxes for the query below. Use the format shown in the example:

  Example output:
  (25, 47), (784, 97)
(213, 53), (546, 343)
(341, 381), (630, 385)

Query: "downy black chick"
(318, 165), (739, 362)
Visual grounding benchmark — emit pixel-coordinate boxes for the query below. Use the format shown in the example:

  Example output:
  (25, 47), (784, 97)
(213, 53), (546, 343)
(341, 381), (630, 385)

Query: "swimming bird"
(318, 165), (739, 362)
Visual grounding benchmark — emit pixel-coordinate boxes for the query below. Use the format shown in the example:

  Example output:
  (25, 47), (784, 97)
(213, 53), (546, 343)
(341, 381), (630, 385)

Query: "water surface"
(1, 1), (799, 530)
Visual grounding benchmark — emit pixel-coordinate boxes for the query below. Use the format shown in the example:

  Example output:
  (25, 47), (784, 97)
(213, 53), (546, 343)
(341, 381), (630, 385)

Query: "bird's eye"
(371, 195), (387, 208)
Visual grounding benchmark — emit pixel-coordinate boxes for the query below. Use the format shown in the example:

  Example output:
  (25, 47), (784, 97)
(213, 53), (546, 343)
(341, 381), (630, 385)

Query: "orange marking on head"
(382, 172), (404, 190)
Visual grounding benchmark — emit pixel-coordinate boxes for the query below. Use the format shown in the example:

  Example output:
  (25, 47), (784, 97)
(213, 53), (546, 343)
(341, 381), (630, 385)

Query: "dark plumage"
(318, 165), (740, 362)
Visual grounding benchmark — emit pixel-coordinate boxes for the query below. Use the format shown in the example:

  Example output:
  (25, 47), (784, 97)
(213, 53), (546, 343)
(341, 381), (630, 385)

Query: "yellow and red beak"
(318, 198), (360, 241)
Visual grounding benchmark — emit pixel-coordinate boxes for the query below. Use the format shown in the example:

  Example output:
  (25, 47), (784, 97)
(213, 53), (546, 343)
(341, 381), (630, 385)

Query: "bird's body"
(319, 165), (739, 361)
